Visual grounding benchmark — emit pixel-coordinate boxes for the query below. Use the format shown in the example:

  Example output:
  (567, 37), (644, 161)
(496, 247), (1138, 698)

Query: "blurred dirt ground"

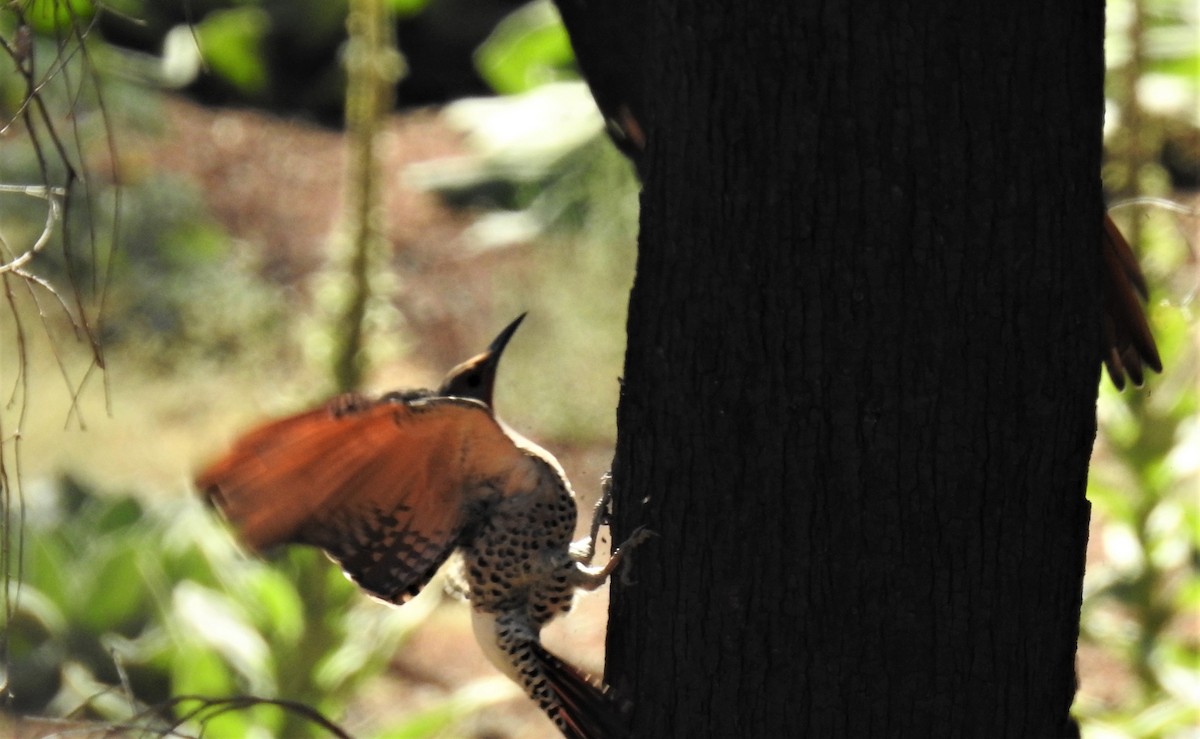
(140, 96), (503, 365)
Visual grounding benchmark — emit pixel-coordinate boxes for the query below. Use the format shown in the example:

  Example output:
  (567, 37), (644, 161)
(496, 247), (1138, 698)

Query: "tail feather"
(1101, 214), (1162, 389)
(531, 643), (630, 739)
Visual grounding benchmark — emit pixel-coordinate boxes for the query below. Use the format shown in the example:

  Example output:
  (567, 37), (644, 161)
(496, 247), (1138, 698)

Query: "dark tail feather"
(1101, 214), (1162, 389)
(531, 643), (630, 739)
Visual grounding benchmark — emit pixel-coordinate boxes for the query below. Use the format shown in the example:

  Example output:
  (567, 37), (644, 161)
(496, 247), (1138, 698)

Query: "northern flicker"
(197, 314), (645, 738)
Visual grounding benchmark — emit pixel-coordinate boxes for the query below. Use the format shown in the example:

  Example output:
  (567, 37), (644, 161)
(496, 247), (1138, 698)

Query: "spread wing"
(197, 394), (535, 604)
(1101, 214), (1162, 389)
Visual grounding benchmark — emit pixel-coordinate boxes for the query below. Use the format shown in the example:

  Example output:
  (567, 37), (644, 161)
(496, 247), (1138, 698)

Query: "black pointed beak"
(488, 312), (527, 356)
(437, 313), (527, 405)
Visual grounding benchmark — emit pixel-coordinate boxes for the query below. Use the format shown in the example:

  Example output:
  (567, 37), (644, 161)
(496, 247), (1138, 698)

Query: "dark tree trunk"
(563, 2), (1106, 736)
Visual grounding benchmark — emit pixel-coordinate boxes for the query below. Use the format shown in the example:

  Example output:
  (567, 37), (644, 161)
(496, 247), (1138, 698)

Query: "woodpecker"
(197, 314), (645, 738)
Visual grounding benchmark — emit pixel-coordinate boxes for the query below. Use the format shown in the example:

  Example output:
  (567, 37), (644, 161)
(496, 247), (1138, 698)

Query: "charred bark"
(565, 2), (1106, 736)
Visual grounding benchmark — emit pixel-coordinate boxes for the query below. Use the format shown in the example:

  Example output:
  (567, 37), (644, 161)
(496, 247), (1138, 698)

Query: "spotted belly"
(461, 485), (579, 623)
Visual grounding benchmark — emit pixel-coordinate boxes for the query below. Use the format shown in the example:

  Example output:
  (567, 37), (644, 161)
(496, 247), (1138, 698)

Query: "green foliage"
(193, 7), (272, 95)
(7, 0), (572, 117)
(475, 0), (576, 95)
(1076, 4), (1199, 735)
(1104, 0), (1200, 195)
(21, 0), (96, 33)
(2, 477), (436, 735)
(1109, 0), (1200, 113)
(387, 0), (431, 18)
(1076, 208), (1199, 738)
(371, 676), (520, 739)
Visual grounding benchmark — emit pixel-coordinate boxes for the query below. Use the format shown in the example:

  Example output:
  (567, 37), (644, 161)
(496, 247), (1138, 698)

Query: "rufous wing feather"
(1101, 214), (1162, 389)
(197, 395), (535, 604)
(197, 400), (385, 550)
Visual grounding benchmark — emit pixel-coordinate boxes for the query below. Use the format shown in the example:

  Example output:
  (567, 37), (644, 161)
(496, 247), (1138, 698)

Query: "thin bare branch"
(38, 694), (355, 739)
(0, 186), (66, 275)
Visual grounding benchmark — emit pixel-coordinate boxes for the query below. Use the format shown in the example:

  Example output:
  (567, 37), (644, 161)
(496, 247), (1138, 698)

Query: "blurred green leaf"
(315, 594), (431, 693)
(171, 642), (238, 699)
(172, 692), (265, 738)
(475, 0), (576, 95)
(1086, 478), (1137, 523)
(372, 676), (520, 739)
(243, 567), (307, 646)
(388, 0), (431, 18)
(5, 584), (67, 645)
(92, 496), (145, 533)
(172, 582), (275, 694)
(1147, 53), (1200, 82)
(23, 0), (95, 32)
(1081, 198), (1198, 737)
(163, 219), (230, 268)
(1151, 640), (1200, 700)
(57, 660), (136, 721)
(25, 537), (72, 607)
(77, 547), (149, 635)
(1125, 698), (1199, 736)
(196, 8), (272, 95)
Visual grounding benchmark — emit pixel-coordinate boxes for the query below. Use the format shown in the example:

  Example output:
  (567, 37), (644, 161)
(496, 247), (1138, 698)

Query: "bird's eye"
(468, 374), (482, 387)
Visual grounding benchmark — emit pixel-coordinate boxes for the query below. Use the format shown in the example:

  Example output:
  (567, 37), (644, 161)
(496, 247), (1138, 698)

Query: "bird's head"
(438, 313), (527, 406)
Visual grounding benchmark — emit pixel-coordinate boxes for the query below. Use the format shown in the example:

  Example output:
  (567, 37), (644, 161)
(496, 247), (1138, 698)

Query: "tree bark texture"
(597, 3), (1105, 736)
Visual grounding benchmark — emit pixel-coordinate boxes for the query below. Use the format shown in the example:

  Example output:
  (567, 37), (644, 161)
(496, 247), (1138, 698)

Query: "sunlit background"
(0, 0), (1195, 737)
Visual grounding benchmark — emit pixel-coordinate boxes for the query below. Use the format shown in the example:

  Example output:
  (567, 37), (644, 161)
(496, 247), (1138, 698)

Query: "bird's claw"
(614, 526), (656, 587)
